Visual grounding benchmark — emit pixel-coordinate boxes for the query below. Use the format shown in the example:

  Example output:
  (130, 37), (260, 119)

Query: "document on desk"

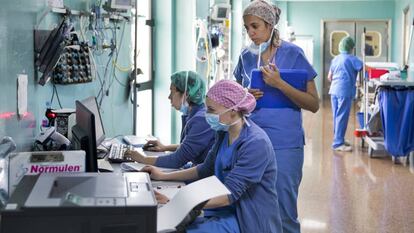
(157, 176), (230, 233)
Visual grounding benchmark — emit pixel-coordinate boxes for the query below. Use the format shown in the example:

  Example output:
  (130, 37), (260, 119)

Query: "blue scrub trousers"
(331, 95), (353, 148)
(186, 212), (240, 233)
(276, 147), (304, 233)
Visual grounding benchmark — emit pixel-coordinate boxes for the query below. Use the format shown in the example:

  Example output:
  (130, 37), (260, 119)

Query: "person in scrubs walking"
(142, 80), (283, 233)
(233, 1), (319, 232)
(328, 36), (363, 152)
(125, 71), (215, 168)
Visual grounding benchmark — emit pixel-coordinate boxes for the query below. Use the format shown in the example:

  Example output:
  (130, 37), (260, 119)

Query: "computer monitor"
(72, 101), (98, 172)
(80, 96), (105, 146)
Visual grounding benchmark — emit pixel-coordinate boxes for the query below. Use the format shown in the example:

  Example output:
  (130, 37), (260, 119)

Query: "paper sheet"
(157, 176), (230, 233)
(17, 74), (28, 117)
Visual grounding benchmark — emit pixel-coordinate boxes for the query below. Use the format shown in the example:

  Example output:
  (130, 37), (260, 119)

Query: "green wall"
(392, 0), (413, 66)
(0, 0), (133, 151)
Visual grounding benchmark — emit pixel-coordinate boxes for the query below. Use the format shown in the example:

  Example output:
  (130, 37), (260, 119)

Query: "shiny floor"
(299, 99), (414, 233)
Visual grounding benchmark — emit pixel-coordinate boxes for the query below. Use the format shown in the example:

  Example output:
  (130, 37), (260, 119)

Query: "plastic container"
(356, 112), (371, 129)
(368, 68), (388, 79)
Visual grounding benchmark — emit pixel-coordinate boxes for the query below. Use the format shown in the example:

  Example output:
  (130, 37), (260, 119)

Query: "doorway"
(322, 20), (390, 97)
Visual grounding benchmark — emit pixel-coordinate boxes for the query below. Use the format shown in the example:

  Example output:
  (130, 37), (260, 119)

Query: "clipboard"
(250, 68), (308, 109)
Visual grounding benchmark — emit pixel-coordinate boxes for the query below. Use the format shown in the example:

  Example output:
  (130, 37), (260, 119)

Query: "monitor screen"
(80, 96), (105, 146)
(72, 101), (98, 172)
(217, 7), (227, 18)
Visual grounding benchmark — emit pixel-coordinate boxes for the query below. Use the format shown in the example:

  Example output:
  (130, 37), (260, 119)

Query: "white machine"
(1, 172), (157, 233)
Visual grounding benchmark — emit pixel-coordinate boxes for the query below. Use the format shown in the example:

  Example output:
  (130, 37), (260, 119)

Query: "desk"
(98, 147), (185, 201)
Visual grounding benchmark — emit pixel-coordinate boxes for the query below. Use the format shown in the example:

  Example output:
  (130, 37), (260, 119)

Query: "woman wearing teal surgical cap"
(328, 36), (363, 152)
(125, 71), (215, 169)
(233, 1), (319, 233)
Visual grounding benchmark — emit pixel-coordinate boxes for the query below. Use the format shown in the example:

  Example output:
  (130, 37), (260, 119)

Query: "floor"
(299, 99), (414, 233)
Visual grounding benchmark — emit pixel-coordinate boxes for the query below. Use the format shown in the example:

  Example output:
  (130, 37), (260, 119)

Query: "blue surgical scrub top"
(197, 119), (282, 233)
(233, 40), (317, 149)
(204, 133), (237, 217)
(328, 52), (363, 98)
(155, 104), (215, 168)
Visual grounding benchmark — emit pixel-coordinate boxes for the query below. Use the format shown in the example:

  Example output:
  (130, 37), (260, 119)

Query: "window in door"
(330, 31), (349, 56)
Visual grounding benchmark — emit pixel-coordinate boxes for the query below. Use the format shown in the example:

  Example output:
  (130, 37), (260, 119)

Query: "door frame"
(321, 19), (392, 97)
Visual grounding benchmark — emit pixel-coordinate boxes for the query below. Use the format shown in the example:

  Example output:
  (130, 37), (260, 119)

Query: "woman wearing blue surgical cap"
(328, 37), (363, 152)
(233, 1), (319, 232)
(125, 70), (215, 168)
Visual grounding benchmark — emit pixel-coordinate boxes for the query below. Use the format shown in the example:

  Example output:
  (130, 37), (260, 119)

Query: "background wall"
(0, 0), (133, 151)
(393, 0), (413, 67)
(276, 0), (395, 95)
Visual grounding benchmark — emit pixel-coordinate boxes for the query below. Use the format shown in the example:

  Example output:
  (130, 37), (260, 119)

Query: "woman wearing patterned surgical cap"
(125, 70), (215, 169)
(142, 80), (283, 233)
(328, 37), (362, 152)
(233, 1), (319, 232)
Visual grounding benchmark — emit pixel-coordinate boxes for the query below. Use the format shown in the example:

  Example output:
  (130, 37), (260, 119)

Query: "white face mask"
(246, 28), (274, 55)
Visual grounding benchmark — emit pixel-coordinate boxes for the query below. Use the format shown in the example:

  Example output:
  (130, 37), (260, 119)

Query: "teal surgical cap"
(170, 70), (206, 105)
(339, 36), (355, 53)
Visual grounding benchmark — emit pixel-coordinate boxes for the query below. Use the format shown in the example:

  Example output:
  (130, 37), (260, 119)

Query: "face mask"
(205, 112), (241, 132)
(246, 28), (274, 55)
(179, 71), (189, 115)
(179, 102), (189, 115)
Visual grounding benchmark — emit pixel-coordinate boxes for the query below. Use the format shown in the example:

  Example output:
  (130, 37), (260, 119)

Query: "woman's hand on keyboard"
(143, 140), (166, 152)
(141, 165), (166, 180)
(124, 150), (145, 163)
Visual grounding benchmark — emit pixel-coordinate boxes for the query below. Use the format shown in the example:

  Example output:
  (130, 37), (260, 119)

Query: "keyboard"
(107, 143), (134, 163)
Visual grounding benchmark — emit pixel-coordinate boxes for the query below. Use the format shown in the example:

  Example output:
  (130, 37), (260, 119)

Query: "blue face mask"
(179, 71), (189, 115)
(179, 102), (189, 115)
(247, 28), (274, 55)
(205, 112), (241, 132)
(205, 113), (229, 131)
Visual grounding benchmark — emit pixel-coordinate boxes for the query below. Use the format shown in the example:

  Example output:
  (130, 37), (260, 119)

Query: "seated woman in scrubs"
(142, 80), (283, 233)
(125, 71), (215, 169)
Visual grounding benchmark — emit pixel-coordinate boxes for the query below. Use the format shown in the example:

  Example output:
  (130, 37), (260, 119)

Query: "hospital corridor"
(299, 100), (414, 233)
(0, 0), (414, 233)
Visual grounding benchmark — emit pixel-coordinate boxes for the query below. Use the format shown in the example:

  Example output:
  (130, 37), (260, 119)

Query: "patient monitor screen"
(49, 176), (127, 198)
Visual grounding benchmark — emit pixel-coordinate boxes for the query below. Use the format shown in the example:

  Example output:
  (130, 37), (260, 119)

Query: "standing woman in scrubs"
(143, 80), (283, 233)
(233, 1), (319, 232)
(125, 71), (215, 168)
(328, 37), (363, 152)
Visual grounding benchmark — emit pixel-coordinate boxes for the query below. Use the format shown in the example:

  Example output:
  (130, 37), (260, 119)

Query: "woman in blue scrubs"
(125, 71), (215, 168)
(233, 1), (319, 232)
(328, 37), (363, 152)
(143, 80), (283, 233)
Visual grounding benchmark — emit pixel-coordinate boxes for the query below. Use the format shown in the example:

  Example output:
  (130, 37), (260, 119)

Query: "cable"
(53, 83), (63, 108)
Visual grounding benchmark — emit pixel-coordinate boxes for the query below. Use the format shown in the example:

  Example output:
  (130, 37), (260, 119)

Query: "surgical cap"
(339, 36), (355, 53)
(171, 70), (206, 105)
(207, 80), (256, 114)
(243, 0), (281, 26)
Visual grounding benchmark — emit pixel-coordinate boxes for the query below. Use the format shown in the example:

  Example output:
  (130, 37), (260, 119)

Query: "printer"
(1, 172), (157, 233)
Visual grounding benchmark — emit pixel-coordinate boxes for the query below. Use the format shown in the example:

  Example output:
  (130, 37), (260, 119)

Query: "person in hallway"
(233, 1), (319, 232)
(328, 36), (363, 152)
(142, 80), (283, 233)
(125, 71), (215, 168)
